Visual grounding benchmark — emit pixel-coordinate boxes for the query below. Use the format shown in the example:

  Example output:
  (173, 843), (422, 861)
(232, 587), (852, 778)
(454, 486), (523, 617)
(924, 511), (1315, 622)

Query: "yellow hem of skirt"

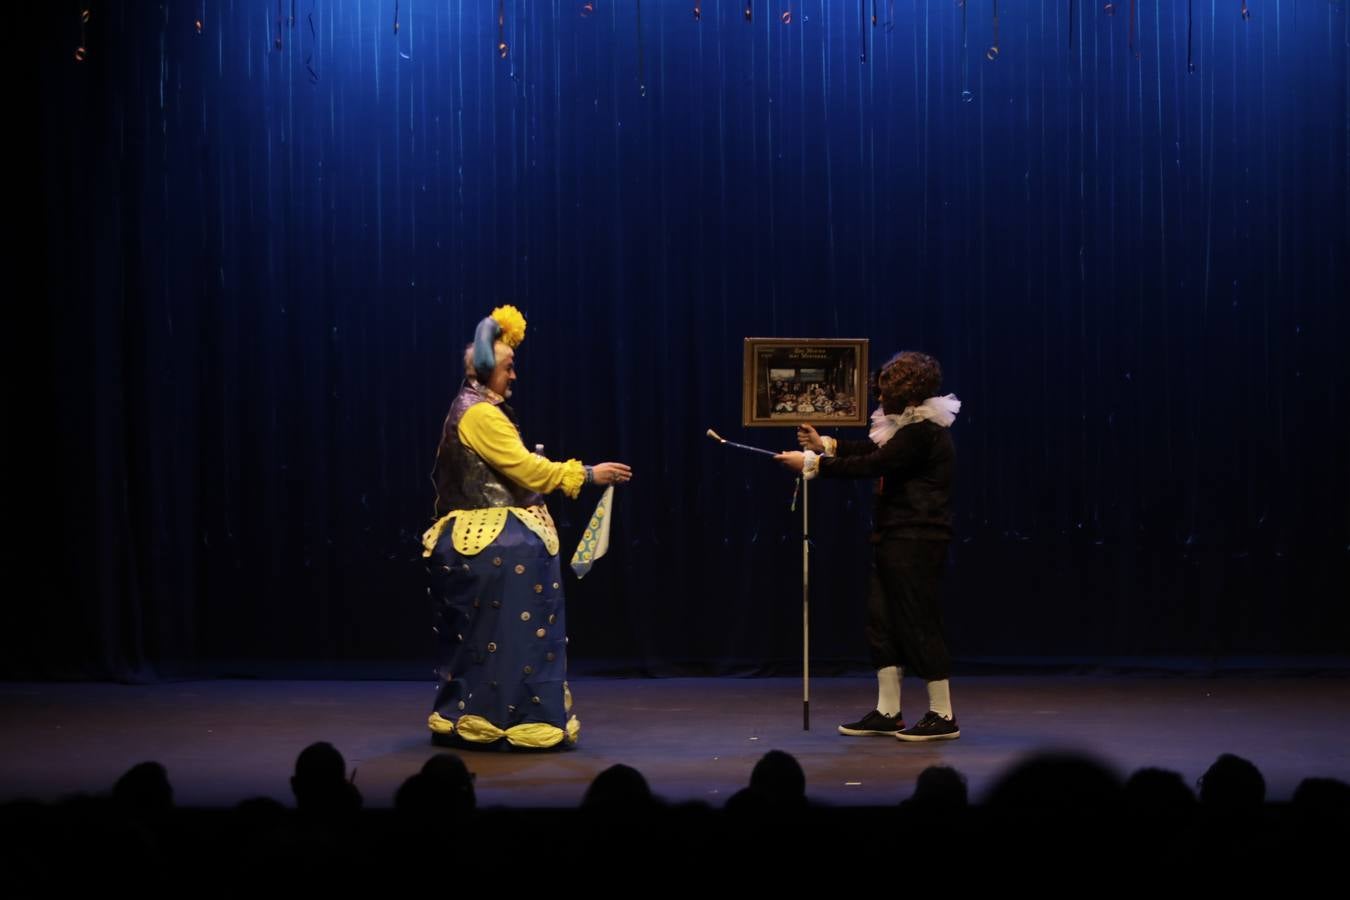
(427, 712), (580, 748)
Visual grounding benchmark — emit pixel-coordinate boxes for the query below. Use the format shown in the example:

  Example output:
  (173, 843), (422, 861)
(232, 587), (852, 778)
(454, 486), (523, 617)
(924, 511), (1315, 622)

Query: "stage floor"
(2, 675), (1347, 808)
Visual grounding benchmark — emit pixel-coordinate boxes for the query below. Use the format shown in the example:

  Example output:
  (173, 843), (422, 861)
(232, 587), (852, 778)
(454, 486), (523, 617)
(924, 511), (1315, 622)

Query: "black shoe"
(896, 711), (960, 742)
(838, 709), (904, 736)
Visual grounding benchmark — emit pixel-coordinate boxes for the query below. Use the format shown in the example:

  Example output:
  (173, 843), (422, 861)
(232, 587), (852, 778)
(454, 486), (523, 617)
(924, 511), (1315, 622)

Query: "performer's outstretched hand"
(592, 462), (633, 485)
(796, 424), (824, 452)
(774, 451), (805, 473)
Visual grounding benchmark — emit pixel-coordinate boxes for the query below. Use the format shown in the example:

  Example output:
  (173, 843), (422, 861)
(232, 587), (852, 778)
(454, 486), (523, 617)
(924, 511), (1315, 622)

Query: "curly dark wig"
(877, 351), (942, 414)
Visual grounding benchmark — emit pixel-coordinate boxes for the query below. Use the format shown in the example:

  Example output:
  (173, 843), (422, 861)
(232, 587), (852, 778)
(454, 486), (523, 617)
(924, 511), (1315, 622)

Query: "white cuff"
(803, 450), (821, 481)
(821, 436), (838, 457)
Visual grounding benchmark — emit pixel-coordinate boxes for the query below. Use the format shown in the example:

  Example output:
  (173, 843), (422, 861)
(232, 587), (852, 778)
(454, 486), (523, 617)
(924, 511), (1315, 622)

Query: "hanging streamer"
(636, 0), (646, 95)
(395, 0), (412, 58)
(75, 5), (89, 62)
(961, 0), (972, 100)
(305, 0), (318, 81)
(1129, 0), (1138, 58)
(987, 0), (1000, 61)
(1187, 0), (1194, 72)
(860, 0), (867, 62)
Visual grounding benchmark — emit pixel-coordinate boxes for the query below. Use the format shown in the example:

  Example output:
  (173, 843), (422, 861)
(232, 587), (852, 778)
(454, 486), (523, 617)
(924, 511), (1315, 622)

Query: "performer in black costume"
(777, 351), (962, 742)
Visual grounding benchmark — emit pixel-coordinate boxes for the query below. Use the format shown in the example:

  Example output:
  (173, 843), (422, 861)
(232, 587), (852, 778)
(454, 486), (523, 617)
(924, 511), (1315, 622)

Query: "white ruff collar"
(869, 395), (961, 447)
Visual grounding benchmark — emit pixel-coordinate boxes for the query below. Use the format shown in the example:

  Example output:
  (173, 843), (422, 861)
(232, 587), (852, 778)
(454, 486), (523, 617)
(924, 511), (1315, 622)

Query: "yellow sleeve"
(457, 403), (586, 499)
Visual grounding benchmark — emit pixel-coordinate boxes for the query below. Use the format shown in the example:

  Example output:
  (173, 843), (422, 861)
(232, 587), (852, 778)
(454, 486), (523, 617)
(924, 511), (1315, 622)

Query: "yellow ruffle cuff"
(558, 458), (586, 499)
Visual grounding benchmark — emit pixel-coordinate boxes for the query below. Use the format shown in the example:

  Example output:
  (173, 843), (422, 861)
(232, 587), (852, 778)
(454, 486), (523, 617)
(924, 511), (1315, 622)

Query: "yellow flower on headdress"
(491, 305), (527, 348)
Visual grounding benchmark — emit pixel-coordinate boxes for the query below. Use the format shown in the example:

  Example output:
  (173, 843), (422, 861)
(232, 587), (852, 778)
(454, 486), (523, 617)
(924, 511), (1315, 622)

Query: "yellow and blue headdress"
(471, 305), (527, 378)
